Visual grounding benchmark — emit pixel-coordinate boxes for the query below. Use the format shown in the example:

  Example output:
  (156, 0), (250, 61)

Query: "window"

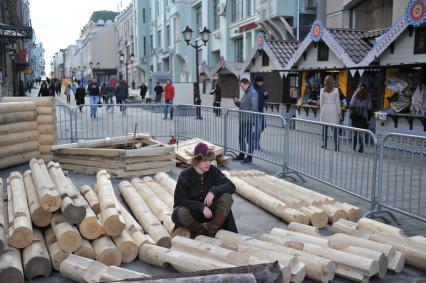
(155, 0), (159, 17)
(143, 36), (146, 57)
(142, 8), (146, 23)
(262, 52), (269, 66)
(166, 25), (170, 48)
(157, 30), (162, 50)
(246, 0), (252, 17)
(173, 18), (178, 41)
(213, 0), (219, 31)
(350, 0), (392, 30)
(231, 0), (243, 23)
(317, 41), (329, 61)
(414, 26), (426, 54)
(235, 38), (243, 62)
(157, 62), (162, 71)
(150, 35), (153, 51)
(195, 5), (202, 35)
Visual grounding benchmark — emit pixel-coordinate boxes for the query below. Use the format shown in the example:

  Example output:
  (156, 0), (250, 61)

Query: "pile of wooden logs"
(226, 170), (361, 228)
(0, 97), (56, 169)
(175, 138), (229, 166)
(50, 134), (176, 178)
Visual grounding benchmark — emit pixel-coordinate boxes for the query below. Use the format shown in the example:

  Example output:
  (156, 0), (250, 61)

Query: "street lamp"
(119, 51), (134, 82)
(182, 25), (211, 105)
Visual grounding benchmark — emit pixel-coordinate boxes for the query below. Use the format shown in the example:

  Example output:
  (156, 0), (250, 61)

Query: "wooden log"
(23, 170), (52, 227)
(125, 160), (176, 171)
(0, 151), (40, 170)
(29, 158), (61, 212)
(333, 202), (362, 222)
(44, 227), (70, 271)
(0, 130), (39, 147)
(270, 228), (330, 247)
(119, 181), (171, 248)
(36, 106), (54, 115)
(342, 246), (387, 278)
(0, 178), (4, 253)
(22, 228), (52, 280)
(39, 145), (51, 155)
(60, 254), (149, 283)
(0, 111), (37, 125)
(92, 235), (121, 266)
(0, 121), (38, 134)
(410, 236), (426, 246)
(37, 124), (56, 134)
(81, 185), (101, 215)
(132, 178), (175, 234)
(287, 222), (321, 237)
(154, 172), (177, 196)
(334, 266), (368, 283)
(0, 101), (37, 114)
(7, 172), (33, 249)
(357, 218), (405, 237)
(116, 202), (149, 247)
(112, 230), (138, 263)
(50, 212), (82, 252)
(2, 96), (55, 107)
(214, 230), (335, 283)
(331, 219), (366, 237)
(47, 162), (86, 224)
(36, 115), (55, 125)
(77, 194), (104, 240)
(39, 134), (55, 145)
(73, 239), (95, 260)
(321, 204), (348, 223)
(0, 140), (39, 158)
(96, 170), (125, 237)
(298, 206), (328, 228)
(223, 172), (309, 224)
(0, 246), (24, 283)
(142, 176), (174, 208)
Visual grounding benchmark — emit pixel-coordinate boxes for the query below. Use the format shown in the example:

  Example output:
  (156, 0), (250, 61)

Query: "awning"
(0, 24), (33, 43)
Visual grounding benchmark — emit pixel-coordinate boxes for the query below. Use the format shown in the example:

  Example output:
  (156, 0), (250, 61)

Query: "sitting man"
(172, 142), (237, 238)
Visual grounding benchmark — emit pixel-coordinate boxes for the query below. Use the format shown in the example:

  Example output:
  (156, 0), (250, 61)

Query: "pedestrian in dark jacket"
(139, 82), (147, 100)
(154, 82), (164, 103)
(38, 82), (49, 97)
(88, 79), (100, 118)
(115, 80), (129, 112)
(48, 82), (56, 97)
(350, 84), (372, 153)
(172, 142), (237, 238)
(253, 75), (269, 150)
(75, 83), (86, 112)
(211, 82), (222, 117)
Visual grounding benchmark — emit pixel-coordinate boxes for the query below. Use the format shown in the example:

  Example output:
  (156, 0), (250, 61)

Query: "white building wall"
(296, 44), (345, 69)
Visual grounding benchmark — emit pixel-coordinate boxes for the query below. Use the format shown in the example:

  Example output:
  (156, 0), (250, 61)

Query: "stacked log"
(22, 228), (52, 280)
(23, 170), (52, 227)
(174, 138), (228, 166)
(50, 134), (176, 178)
(154, 172), (177, 195)
(43, 227), (70, 271)
(92, 235), (121, 266)
(35, 97), (56, 161)
(50, 212), (82, 253)
(228, 170), (362, 227)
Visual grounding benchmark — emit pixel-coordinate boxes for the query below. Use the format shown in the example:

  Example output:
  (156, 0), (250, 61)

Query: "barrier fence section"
(56, 104), (74, 143)
(287, 118), (379, 205)
(224, 109), (287, 171)
(376, 133), (426, 222)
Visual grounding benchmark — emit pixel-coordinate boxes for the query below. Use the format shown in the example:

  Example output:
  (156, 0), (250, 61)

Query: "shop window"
(262, 53), (269, 66)
(414, 26), (426, 54)
(234, 37), (243, 62)
(317, 41), (329, 61)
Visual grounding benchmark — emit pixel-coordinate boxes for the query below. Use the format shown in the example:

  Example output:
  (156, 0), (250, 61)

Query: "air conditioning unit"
(305, 0), (317, 10)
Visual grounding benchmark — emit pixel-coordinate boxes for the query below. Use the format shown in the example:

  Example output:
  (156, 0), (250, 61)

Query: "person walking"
(75, 82), (86, 112)
(100, 83), (108, 104)
(253, 75), (269, 150)
(106, 82), (115, 111)
(139, 82), (148, 101)
(38, 81), (49, 97)
(115, 80), (129, 113)
(131, 80), (136, 90)
(55, 80), (61, 96)
(320, 75), (342, 151)
(64, 84), (72, 104)
(88, 79), (101, 118)
(233, 78), (259, 163)
(163, 79), (175, 120)
(154, 81), (164, 103)
(48, 81), (56, 97)
(349, 84), (371, 153)
(211, 82), (222, 117)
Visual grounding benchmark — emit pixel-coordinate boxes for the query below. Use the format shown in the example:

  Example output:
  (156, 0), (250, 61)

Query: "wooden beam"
(92, 235), (121, 266)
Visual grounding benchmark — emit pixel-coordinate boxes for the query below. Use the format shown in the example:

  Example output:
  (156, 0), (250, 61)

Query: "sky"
(29, 0), (132, 75)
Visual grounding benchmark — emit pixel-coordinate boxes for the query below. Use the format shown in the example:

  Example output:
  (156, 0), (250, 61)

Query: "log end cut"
(8, 227), (33, 249)
(96, 248), (121, 267)
(0, 267), (24, 283)
(24, 257), (52, 280)
(40, 195), (61, 213)
(63, 205), (87, 225)
(103, 215), (126, 237)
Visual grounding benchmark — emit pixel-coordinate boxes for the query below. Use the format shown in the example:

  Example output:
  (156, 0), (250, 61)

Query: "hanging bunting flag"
(358, 69), (365, 77)
(349, 69), (357, 77)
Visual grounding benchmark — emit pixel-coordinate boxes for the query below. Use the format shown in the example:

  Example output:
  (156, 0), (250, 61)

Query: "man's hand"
(204, 192), (215, 207)
(264, 91), (269, 97)
(203, 206), (212, 219)
(233, 97), (240, 103)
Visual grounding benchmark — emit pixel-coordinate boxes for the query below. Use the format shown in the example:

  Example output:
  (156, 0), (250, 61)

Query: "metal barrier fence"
(56, 104), (74, 143)
(374, 133), (426, 222)
(287, 118), (379, 204)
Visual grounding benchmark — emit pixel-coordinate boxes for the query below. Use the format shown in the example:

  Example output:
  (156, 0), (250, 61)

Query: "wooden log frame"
(1, 96), (55, 107)
(119, 181), (171, 248)
(81, 185), (101, 215)
(22, 228), (52, 280)
(47, 162), (86, 224)
(0, 121), (38, 135)
(50, 212), (82, 253)
(0, 141), (40, 159)
(92, 235), (121, 266)
(0, 151), (41, 171)
(29, 158), (61, 212)
(95, 170), (125, 237)
(223, 171), (309, 225)
(7, 172), (33, 249)
(0, 178), (4, 254)
(0, 101), (37, 114)
(131, 178), (175, 234)
(77, 193), (104, 241)
(154, 172), (176, 196)
(141, 176), (174, 208)
(0, 130), (39, 147)
(0, 111), (37, 125)
(54, 152), (175, 164)
(73, 239), (95, 260)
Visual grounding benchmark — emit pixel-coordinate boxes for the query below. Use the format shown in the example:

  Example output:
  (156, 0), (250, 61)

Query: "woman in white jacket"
(320, 75), (341, 151)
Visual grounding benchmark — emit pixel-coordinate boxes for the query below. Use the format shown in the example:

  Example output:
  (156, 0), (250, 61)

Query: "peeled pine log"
(0, 151), (40, 170)
(270, 228), (330, 247)
(36, 115), (55, 125)
(0, 121), (38, 134)
(7, 172), (33, 249)
(37, 124), (56, 134)
(410, 236), (426, 246)
(77, 194), (104, 240)
(44, 227), (70, 271)
(39, 135), (55, 145)
(0, 130), (39, 147)
(96, 170), (125, 237)
(47, 162), (86, 224)
(142, 176), (174, 208)
(0, 178), (4, 253)
(320, 204), (347, 223)
(81, 185), (101, 215)
(92, 235), (121, 266)
(29, 158), (61, 212)
(2, 97), (55, 107)
(22, 228), (52, 280)
(60, 254), (148, 283)
(0, 101), (36, 114)
(298, 206), (328, 228)
(36, 107), (54, 115)
(287, 222), (321, 236)
(140, 244), (234, 272)
(343, 246), (387, 278)
(223, 171), (308, 224)
(132, 178), (175, 234)
(0, 111), (37, 125)
(119, 181), (171, 248)
(333, 202), (362, 222)
(154, 172), (176, 196)
(51, 212), (82, 252)
(39, 145), (51, 155)
(0, 141), (40, 159)
(112, 230), (138, 263)
(116, 202), (149, 247)
(357, 218), (405, 237)
(0, 245), (24, 283)
(74, 239), (95, 260)
(331, 219), (365, 236)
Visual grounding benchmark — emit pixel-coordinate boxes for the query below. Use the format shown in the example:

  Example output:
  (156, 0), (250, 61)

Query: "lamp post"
(9, 49), (16, 96)
(119, 52), (134, 82)
(182, 26), (210, 105)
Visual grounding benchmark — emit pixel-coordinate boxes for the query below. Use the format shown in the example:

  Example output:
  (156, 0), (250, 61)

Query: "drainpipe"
(297, 0), (301, 41)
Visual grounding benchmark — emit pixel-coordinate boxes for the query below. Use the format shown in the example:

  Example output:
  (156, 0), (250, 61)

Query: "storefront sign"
(239, 22), (257, 33)
(310, 20), (323, 42)
(257, 32), (265, 49)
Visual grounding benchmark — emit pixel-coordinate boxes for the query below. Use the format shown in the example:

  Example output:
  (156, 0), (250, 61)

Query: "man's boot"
(206, 210), (228, 237)
(186, 220), (207, 239)
(233, 153), (245, 161)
